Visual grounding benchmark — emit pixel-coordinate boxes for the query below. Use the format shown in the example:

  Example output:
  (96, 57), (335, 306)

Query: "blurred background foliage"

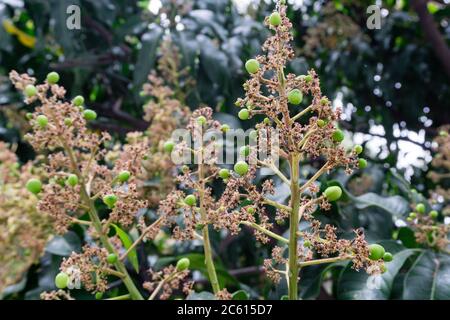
(0, 0), (449, 300)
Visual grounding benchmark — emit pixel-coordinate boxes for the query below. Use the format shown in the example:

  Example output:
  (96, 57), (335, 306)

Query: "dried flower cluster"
(4, 1), (394, 301)
(405, 127), (450, 252)
(302, 2), (368, 57)
(9, 70), (155, 300)
(428, 126), (450, 216)
(158, 1), (386, 300)
(143, 264), (193, 300)
(406, 202), (449, 251)
(132, 40), (191, 207)
(0, 142), (54, 293)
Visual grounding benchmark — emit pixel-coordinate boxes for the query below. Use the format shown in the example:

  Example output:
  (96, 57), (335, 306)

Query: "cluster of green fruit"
(102, 171), (132, 209)
(24, 72), (98, 126)
(407, 203), (439, 221)
(26, 170), (131, 199)
(368, 243), (392, 273)
(54, 257), (190, 298)
(243, 60), (367, 171)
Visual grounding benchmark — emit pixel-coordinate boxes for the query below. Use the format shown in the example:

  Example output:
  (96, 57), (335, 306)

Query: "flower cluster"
(143, 260), (193, 300)
(302, 1), (368, 57)
(428, 126), (450, 216)
(133, 40), (191, 207)
(157, 1), (386, 300)
(5, 0), (398, 301)
(0, 142), (54, 292)
(60, 245), (110, 293)
(9, 70), (153, 300)
(406, 202), (449, 251)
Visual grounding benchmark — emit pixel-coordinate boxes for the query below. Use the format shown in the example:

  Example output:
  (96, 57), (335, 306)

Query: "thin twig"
(240, 221), (289, 244)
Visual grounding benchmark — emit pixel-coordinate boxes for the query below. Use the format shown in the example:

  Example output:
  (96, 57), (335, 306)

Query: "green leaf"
(232, 290), (249, 300)
(329, 180), (409, 217)
(337, 242), (417, 300)
(300, 261), (348, 299)
(403, 251), (450, 300)
(396, 227), (419, 248)
(353, 193), (409, 218)
(45, 231), (81, 256)
(111, 224), (139, 273)
(132, 27), (163, 95)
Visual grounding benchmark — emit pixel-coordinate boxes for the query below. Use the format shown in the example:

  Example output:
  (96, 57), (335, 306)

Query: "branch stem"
(240, 221), (289, 244)
(198, 161), (220, 294)
(288, 153), (301, 300)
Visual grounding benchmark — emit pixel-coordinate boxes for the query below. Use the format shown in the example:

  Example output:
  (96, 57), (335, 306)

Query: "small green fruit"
(184, 195), (197, 206)
(83, 109), (97, 121)
(380, 264), (387, 274)
(72, 95), (85, 107)
(354, 145), (363, 155)
(26, 112), (33, 120)
(219, 169), (230, 179)
(221, 124), (230, 132)
(107, 253), (118, 264)
(64, 118), (73, 126)
(164, 140), (175, 153)
(409, 212), (417, 219)
(269, 12), (282, 26)
(103, 194), (117, 209)
(197, 116), (207, 126)
(117, 170), (131, 183)
(95, 292), (103, 300)
(317, 119), (326, 128)
(358, 158), (368, 169)
(176, 258), (190, 271)
(416, 203), (425, 214)
(25, 84), (37, 97)
(304, 75), (313, 83)
(324, 186), (342, 202)
(247, 207), (256, 214)
(429, 210), (438, 219)
(66, 174), (78, 187)
(332, 129), (344, 143)
(287, 89), (303, 105)
(46, 71), (60, 84)
(55, 272), (69, 289)
(240, 145), (250, 157)
(263, 117), (271, 125)
(234, 161), (249, 176)
(320, 97), (329, 106)
(245, 59), (260, 74)
(238, 108), (250, 120)
(26, 178), (42, 194)
(304, 240), (312, 248)
(36, 115), (48, 128)
(383, 252), (393, 262)
(368, 244), (385, 261)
